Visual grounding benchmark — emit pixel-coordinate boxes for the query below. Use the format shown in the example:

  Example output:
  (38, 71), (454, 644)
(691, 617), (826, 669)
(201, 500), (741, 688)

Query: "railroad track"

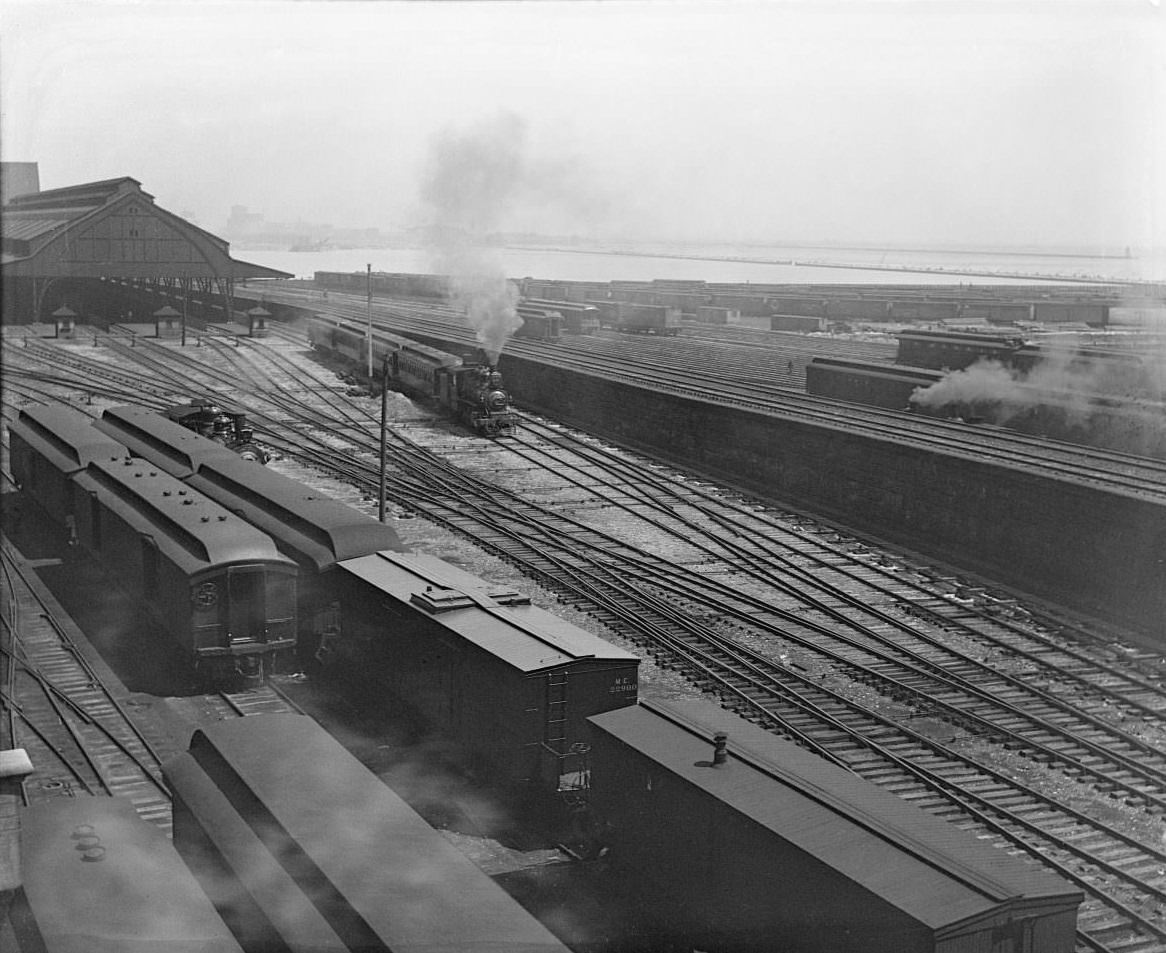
(5, 321), (1166, 950)
(272, 294), (1166, 500)
(0, 537), (173, 829)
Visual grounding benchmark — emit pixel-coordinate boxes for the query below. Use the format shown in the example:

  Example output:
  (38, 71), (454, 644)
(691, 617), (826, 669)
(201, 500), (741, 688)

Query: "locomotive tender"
(306, 316), (517, 437)
(9, 405), (298, 683)
(163, 398), (269, 463)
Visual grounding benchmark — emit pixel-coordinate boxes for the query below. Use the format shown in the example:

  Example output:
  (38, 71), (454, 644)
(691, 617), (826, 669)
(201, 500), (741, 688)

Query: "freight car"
(521, 298), (600, 334)
(9, 405), (298, 682)
(95, 404), (406, 668)
(306, 316), (517, 436)
(896, 329), (1027, 369)
(897, 330), (1148, 385)
(314, 270), (451, 300)
(165, 715), (572, 953)
(514, 303), (563, 342)
(588, 699), (1081, 953)
(588, 301), (682, 335)
(9, 797), (243, 953)
(332, 550), (639, 798)
(806, 357), (943, 410)
(164, 398), (269, 463)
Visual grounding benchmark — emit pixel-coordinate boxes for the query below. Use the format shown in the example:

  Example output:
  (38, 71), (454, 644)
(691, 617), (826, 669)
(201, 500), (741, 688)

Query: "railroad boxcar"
(9, 797), (243, 953)
(7, 404), (125, 527)
(98, 404), (407, 667)
(164, 714), (572, 953)
(14, 406), (298, 682)
(806, 358), (944, 410)
(588, 699), (1082, 953)
(330, 550), (640, 798)
(612, 303), (682, 336)
(522, 298), (600, 334)
(164, 398), (269, 464)
(1032, 302), (1110, 326)
(896, 329), (1026, 370)
(957, 301), (1034, 325)
(514, 303), (563, 342)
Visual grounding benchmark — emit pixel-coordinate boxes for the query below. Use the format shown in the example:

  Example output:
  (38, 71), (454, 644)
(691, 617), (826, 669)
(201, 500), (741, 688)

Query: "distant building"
(1, 162), (41, 205)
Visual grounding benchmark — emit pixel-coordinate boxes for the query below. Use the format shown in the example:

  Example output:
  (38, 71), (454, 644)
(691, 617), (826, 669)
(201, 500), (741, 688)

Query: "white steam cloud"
(911, 346), (1166, 455)
(420, 113), (528, 363)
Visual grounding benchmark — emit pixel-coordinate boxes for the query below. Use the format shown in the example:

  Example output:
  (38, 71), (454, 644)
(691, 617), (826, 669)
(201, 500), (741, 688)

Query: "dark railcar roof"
(337, 551), (640, 673)
(185, 453), (405, 572)
(98, 405), (404, 571)
(11, 404), (126, 474)
(17, 797), (243, 953)
(97, 405), (239, 479)
(76, 456), (293, 571)
(170, 714), (570, 952)
(589, 699), (1081, 935)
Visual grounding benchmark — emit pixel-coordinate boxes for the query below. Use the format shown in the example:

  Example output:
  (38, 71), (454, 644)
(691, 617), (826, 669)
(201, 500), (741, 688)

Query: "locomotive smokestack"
(712, 731), (729, 767)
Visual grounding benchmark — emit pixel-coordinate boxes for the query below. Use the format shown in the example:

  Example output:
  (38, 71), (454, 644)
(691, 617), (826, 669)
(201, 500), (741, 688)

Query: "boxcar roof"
(19, 797), (244, 953)
(338, 551), (639, 673)
(13, 404), (126, 473)
(77, 457), (292, 570)
(589, 699), (1081, 935)
(185, 454), (405, 572)
(178, 714), (569, 952)
(97, 405), (238, 478)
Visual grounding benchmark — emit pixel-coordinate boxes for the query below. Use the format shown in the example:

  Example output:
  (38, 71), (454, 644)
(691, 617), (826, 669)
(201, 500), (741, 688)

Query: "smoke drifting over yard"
(419, 111), (617, 361)
(418, 113), (525, 362)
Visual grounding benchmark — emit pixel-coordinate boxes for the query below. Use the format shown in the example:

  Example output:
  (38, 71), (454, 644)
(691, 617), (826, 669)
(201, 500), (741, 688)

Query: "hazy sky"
(1, 0), (1162, 253)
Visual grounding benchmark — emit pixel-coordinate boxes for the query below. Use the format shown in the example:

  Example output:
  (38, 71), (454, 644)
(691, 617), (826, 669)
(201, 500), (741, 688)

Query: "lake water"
(237, 241), (1155, 287)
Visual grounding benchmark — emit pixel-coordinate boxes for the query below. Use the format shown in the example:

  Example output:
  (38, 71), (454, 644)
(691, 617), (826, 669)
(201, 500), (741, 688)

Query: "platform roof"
(1, 177), (289, 280)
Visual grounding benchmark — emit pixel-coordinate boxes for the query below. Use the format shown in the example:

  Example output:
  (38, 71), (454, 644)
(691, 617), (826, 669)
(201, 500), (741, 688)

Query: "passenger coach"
(11, 404), (298, 682)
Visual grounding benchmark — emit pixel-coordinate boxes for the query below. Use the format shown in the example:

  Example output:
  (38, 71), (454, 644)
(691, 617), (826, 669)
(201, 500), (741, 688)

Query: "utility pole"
(379, 354), (389, 523)
(366, 263), (373, 379)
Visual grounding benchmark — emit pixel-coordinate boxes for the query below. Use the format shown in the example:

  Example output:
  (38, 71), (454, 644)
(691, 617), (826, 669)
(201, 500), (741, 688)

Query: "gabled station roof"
(1, 176), (290, 279)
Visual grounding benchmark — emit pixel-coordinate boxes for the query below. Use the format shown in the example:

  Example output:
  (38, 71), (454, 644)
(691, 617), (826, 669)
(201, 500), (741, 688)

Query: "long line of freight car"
(7, 402), (1087, 953)
(312, 270), (1119, 326)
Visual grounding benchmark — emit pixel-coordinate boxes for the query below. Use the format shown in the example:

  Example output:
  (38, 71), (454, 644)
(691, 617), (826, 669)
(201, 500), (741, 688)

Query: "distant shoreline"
(506, 245), (1122, 285)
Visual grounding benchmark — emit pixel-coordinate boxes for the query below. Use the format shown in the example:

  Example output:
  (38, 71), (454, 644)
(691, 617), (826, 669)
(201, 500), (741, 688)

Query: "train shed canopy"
(1, 176), (289, 281)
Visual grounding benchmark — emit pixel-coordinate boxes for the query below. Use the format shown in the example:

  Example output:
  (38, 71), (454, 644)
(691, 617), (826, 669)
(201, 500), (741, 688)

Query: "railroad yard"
(3, 294), (1166, 952)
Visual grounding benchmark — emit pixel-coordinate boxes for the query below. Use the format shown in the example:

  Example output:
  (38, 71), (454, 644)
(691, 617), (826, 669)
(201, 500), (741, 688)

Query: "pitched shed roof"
(338, 550), (640, 673)
(589, 699), (1081, 936)
(2, 176), (289, 279)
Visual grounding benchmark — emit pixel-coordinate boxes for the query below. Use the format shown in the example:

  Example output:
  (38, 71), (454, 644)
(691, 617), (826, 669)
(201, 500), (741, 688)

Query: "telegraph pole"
(366, 263), (373, 379)
(379, 354), (389, 523)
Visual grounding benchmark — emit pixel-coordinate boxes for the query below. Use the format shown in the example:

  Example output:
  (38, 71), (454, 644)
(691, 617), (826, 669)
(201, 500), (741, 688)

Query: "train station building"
(0, 164), (289, 327)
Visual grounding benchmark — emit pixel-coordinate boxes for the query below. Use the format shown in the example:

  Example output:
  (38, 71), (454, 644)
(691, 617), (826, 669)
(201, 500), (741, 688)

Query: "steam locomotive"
(306, 317), (518, 437)
(164, 399), (269, 463)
